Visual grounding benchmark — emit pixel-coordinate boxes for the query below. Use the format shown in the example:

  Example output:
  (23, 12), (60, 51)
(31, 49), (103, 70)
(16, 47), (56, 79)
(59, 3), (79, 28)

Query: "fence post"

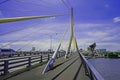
(62, 53), (63, 56)
(24, 53), (26, 56)
(58, 53), (59, 58)
(40, 55), (43, 63)
(83, 63), (89, 76)
(56, 54), (58, 59)
(89, 69), (94, 80)
(30, 52), (31, 55)
(28, 57), (31, 67)
(59, 53), (61, 57)
(4, 60), (9, 75)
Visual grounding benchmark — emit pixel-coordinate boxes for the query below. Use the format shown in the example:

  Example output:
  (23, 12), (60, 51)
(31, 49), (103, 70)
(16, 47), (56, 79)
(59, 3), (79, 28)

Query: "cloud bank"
(0, 22), (120, 51)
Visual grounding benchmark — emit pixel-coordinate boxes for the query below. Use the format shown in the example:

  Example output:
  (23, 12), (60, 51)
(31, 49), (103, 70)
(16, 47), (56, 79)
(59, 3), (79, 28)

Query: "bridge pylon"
(65, 7), (79, 58)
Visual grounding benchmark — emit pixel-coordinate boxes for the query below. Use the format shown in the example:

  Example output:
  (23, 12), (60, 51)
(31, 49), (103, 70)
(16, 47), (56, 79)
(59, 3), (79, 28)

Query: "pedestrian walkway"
(7, 53), (89, 80)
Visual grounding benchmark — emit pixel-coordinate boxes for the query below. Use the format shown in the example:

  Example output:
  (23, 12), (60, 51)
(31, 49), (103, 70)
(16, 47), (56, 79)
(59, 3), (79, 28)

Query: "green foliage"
(108, 52), (118, 58)
(87, 43), (96, 52)
(102, 52), (119, 58)
(83, 53), (89, 56)
(87, 47), (91, 51)
(115, 52), (120, 55)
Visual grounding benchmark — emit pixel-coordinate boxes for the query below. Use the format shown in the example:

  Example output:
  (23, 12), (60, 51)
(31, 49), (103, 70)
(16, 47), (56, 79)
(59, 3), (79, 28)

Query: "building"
(95, 49), (106, 53)
(31, 47), (36, 52)
(0, 48), (16, 55)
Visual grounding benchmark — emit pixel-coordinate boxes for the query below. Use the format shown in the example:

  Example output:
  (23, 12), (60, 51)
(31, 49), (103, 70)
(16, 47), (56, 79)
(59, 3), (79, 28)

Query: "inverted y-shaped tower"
(65, 7), (79, 58)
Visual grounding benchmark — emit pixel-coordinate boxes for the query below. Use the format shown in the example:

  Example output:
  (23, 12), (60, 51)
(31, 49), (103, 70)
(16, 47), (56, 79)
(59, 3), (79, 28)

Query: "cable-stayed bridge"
(0, 0), (104, 80)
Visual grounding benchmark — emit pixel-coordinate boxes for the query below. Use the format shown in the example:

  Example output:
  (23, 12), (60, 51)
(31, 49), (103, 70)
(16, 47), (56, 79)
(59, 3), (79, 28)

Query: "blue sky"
(0, 0), (120, 51)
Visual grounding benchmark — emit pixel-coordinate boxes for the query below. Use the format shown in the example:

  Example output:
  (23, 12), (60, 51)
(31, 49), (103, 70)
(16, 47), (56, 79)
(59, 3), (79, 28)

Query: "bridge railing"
(0, 52), (65, 76)
(79, 52), (104, 80)
(0, 51), (54, 59)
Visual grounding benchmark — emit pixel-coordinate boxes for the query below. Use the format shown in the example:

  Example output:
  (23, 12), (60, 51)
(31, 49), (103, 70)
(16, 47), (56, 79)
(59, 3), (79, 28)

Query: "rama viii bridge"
(0, 1), (104, 80)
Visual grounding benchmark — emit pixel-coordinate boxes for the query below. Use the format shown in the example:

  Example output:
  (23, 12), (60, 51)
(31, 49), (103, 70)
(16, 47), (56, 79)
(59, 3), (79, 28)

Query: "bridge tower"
(65, 7), (79, 58)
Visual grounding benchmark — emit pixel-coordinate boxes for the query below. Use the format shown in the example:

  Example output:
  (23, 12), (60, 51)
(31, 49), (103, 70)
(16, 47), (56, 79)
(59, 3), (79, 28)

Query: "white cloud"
(0, 23), (71, 50)
(0, 42), (11, 48)
(87, 31), (108, 37)
(76, 38), (120, 51)
(76, 23), (120, 42)
(8, 39), (68, 51)
(1, 23), (70, 41)
(1, 22), (120, 51)
(75, 23), (110, 28)
(101, 36), (118, 41)
(10, 39), (88, 51)
(97, 42), (120, 51)
(84, 30), (118, 42)
(42, 17), (56, 21)
(98, 42), (119, 46)
(113, 17), (120, 23)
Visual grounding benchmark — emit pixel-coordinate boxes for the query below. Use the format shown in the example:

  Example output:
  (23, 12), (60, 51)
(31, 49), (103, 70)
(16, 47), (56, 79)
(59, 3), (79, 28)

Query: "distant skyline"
(0, 0), (120, 51)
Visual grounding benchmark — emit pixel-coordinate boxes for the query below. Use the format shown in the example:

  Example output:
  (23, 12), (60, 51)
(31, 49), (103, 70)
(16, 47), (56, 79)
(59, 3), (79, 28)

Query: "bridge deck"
(7, 53), (89, 80)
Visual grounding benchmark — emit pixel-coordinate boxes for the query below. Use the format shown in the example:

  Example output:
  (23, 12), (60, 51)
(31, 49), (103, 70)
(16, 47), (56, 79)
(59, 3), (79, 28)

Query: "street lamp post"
(49, 33), (58, 53)
(50, 35), (52, 53)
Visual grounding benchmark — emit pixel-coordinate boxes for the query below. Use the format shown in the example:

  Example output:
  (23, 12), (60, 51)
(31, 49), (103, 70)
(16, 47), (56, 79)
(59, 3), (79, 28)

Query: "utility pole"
(49, 33), (58, 53)
(50, 35), (52, 52)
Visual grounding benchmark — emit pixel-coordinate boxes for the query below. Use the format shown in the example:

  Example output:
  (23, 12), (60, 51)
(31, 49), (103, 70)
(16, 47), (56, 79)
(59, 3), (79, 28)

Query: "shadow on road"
(51, 57), (79, 80)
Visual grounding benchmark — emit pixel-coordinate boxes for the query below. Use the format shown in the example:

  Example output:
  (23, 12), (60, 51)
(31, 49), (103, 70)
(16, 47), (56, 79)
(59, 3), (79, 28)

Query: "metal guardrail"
(79, 52), (104, 80)
(0, 51), (54, 59)
(0, 52), (65, 76)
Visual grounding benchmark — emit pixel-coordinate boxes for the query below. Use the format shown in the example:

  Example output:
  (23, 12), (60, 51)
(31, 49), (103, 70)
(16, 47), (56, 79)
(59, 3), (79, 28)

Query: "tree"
(88, 43), (96, 56)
